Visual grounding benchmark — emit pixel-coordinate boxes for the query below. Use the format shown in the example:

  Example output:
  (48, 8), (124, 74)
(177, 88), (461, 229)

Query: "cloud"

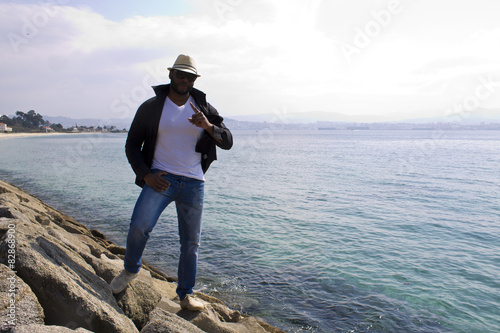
(1, 1), (338, 118)
(1, 0), (500, 120)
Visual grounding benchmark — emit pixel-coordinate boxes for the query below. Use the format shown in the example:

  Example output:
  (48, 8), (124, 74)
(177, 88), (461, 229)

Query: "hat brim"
(168, 66), (201, 77)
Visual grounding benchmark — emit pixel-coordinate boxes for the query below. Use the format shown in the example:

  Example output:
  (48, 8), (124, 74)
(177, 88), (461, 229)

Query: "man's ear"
(168, 70), (173, 80)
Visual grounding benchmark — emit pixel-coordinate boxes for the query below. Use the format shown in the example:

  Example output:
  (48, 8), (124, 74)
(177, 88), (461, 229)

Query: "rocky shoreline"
(0, 180), (284, 333)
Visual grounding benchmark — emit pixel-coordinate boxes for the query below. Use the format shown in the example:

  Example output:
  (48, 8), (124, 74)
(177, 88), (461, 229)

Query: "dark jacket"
(125, 84), (233, 187)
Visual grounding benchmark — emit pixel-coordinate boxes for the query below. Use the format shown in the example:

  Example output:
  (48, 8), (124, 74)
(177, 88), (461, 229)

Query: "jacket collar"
(152, 84), (206, 105)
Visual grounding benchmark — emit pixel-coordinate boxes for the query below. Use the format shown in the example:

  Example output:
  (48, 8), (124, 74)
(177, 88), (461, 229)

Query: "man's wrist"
(203, 123), (214, 132)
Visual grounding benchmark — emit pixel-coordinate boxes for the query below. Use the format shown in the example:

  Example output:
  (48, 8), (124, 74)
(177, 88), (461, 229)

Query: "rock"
(105, 243), (127, 255)
(178, 307), (241, 333)
(10, 324), (93, 332)
(114, 270), (162, 330)
(35, 215), (51, 226)
(176, 298), (266, 333)
(156, 297), (182, 313)
(0, 220), (139, 333)
(208, 303), (242, 323)
(0, 205), (15, 218)
(0, 264), (44, 331)
(140, 307), (204, 333)
(0, 182), (138, 333)
(149, 290), (280, 333)
(152, 278), (178, 300)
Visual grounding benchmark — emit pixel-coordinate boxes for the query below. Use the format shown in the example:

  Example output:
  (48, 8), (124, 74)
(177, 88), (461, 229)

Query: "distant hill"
(228, 111), (386, 123)
(39, 108), (500, 132)
(227, 108), (500, 125)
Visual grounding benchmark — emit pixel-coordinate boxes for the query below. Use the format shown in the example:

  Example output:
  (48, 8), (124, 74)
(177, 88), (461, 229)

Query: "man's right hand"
(144, 171), (170, 192)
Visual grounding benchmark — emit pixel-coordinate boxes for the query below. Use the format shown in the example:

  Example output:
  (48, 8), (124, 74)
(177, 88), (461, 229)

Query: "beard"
(170, 80), (193, 95)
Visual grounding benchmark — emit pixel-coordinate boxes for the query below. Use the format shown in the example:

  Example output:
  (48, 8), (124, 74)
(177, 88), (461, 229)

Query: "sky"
(1, 0), (500, 122)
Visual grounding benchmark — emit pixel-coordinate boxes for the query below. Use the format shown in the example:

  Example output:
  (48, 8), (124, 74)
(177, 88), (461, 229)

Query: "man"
(110, 54), (233, 311)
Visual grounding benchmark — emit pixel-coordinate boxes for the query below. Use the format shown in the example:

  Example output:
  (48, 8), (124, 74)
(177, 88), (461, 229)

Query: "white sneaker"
(110, 269), (138, 294)
(180, 295), (205, 311)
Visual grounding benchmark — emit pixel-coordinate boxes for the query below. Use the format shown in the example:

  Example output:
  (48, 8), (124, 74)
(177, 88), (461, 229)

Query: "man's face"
(170, 69), (197, 95)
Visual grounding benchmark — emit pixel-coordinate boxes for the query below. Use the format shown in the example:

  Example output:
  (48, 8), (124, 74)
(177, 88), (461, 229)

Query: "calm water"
(0, 130), (499, 333)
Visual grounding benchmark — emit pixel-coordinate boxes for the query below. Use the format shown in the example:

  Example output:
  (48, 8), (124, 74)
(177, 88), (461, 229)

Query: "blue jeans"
(124, 172), (204, 299)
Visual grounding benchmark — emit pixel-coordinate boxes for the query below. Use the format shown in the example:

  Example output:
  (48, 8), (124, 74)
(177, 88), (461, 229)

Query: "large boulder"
(0, 187), (138, 333)
(175, 294), (270, 333)
(114, 269), (162, 330)
(140, 307), (205, 333)
(0, 263), (44, 331)
(10, 324), (93, 332)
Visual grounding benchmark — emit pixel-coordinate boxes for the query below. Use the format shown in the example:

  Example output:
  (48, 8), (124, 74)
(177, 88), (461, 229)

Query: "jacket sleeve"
(125, 103), (152, 183)
(206, 103), (233, 150)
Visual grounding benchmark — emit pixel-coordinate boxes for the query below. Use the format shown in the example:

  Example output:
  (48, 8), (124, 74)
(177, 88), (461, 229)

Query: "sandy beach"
(0, 132), (103, 141)
(0, 132), (69, 140)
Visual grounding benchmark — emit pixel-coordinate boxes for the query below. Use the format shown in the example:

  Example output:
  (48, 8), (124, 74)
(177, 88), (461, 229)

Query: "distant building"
(0, 122), (13, 132)
(41, 126), (54, 132)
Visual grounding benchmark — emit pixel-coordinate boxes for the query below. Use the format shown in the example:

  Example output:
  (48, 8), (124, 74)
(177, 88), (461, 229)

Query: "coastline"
(0, 179), (284, 333)
(0, 132), (112, 141)
(0, 132), (72, 140)
(0, 132), (78, 141)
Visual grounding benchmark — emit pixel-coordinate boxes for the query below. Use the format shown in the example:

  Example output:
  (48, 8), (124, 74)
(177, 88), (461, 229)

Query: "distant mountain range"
(43, 108), (500, 131)
(227, 108), (500, 124)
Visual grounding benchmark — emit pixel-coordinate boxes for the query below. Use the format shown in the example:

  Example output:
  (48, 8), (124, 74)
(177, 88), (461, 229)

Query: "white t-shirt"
(151, 96), (205, 181)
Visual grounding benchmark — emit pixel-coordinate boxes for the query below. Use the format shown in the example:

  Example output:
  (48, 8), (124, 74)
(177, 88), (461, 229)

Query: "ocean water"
(0, 130), (499, 333)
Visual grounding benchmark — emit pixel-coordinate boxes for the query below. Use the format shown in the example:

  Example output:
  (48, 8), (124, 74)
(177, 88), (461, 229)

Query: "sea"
(0, 129), (499, 333)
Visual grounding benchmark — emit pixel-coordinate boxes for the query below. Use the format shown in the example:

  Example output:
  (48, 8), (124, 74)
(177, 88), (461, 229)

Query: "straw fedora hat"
(167, 54), (200, 77)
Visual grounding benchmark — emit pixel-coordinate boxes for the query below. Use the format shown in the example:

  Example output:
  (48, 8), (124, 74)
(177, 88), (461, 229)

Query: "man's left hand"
(188, 102), (222, 144)
(188, 102), (211, 130)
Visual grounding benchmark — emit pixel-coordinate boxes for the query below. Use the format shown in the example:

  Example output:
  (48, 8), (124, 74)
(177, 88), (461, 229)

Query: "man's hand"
(144, 171), (170, 192)
(188, 102), (222, 144)
(188, 102), (212, 130)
